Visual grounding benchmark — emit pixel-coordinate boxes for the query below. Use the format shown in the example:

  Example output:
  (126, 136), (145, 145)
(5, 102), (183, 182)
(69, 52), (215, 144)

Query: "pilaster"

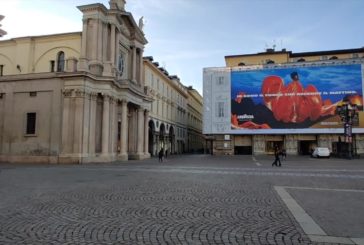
(252, 135), (265, 155)
(61, 89), (73, 154)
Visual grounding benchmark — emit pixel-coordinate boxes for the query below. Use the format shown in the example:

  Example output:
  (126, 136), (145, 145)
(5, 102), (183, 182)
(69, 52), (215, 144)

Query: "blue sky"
(1, 0), (364, 94)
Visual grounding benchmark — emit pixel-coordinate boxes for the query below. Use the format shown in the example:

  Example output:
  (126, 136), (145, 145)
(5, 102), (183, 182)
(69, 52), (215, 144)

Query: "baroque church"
(0, 0), (154, 163)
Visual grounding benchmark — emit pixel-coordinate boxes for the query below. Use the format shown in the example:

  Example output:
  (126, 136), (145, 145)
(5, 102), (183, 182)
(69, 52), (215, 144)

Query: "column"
(89, 93), (97, 155)
(113, 99), (119, 155)
(137, 108), (144, 154)
(92, 19), (98, 60)
(139, 48), (144, 86)
(109, 98), (115, 155)
(79, 19), (89, 71)
(73, 90), (85, 156)
(103, 24), (115, 76)
(132, 46), (137, 82)
(81, 19), (88, 57)
(119, 100), (128, 160)
(111, 25), (116, 65)
(97, 19), (103, 62)
(155, 133), (160, 156)
(101, 95), (110, 155)
(102, 21), (108, 62)
(144, 110), (149, 156)
(81, 92), (91, 156)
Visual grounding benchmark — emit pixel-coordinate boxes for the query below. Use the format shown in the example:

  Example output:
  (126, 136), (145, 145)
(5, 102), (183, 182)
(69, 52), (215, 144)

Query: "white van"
(312, 147), (331, 158)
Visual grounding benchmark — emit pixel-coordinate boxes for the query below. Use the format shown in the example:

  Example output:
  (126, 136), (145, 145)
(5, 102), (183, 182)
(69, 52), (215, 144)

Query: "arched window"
(266, 59), (275, 64)
(238, 62), (245, 66)
(297, 58), (306, 62)
(57, 51), (65, 72)
(329, 56), (338, 60)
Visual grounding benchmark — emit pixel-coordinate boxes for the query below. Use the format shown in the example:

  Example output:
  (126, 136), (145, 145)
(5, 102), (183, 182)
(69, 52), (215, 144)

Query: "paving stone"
(0, 155), (363, 244)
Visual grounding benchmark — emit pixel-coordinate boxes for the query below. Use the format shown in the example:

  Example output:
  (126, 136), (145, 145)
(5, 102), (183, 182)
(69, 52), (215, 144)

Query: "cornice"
(77, 3), (108, 14)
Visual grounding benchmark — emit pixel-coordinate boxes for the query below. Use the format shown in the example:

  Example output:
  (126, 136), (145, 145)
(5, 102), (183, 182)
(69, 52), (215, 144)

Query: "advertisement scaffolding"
(230, 62), (363, 134)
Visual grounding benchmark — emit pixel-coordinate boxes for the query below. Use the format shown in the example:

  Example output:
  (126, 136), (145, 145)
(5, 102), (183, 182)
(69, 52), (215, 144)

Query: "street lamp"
(336, 99), (359, 159)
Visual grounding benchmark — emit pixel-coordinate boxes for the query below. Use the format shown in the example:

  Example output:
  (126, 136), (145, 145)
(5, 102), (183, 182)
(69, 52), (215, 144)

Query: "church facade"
(0, 0), (153, 163)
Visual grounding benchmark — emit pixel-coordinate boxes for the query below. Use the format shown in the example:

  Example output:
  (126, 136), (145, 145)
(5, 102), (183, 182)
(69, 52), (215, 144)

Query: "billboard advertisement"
(231, 64), (363, 133)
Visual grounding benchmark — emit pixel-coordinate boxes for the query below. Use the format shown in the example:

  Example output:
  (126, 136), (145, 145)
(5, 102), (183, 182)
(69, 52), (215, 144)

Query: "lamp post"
(336, 100), (359, 159)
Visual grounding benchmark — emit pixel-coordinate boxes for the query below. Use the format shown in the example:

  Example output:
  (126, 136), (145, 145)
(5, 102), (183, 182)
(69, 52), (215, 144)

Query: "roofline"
(225, 47), (364, 59)
(0, 32), (82, 42)
(290, 47), (364, 57)
(143, 58), (188, 97)
(225, 50), (290, 59)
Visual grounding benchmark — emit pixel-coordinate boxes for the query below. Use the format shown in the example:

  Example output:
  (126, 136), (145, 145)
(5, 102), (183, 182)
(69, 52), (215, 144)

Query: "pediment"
(119, 12), (147, 45)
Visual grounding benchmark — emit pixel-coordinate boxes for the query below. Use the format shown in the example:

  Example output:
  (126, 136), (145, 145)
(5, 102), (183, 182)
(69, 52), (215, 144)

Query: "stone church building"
(0, 0), (153, 163)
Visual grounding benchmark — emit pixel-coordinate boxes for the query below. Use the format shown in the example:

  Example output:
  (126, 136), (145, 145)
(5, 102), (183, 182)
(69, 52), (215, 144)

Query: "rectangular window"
(0, 65), (4, 76)
(217, 102), (225, 117)
(217, 76), (224, 85)
(50, 60), (55, 72)
(26, 112), (36, 135)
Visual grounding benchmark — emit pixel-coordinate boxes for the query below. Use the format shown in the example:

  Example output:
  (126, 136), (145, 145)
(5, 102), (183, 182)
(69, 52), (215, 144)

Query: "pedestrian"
(272, 148), (282, 167)
(165, 149), (168, 158)
(281, 148), (287, 160)
(158, 148), (164, 162)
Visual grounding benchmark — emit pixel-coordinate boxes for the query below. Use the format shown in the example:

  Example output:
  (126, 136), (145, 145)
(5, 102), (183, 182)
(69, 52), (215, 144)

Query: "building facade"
(186, 86), (205, 153)
(204, 48), (364, 156)
(143, 57), (188, 156)
(0, 0), (153, 163)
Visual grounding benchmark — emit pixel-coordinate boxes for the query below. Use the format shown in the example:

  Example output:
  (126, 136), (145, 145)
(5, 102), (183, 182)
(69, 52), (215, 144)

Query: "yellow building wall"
(0, 33), (81, 75)
(290, 53), (363, 62)
(225, 53), (289, 67)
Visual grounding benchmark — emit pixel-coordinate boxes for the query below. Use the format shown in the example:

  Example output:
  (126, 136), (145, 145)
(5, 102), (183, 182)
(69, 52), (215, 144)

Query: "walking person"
(272, 148), (282, 167)
(158, 148), (164, 162)
(281, 148), (287, 160)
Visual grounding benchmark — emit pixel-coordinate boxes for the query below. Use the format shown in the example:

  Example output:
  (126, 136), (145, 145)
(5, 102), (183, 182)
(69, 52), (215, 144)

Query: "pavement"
(0, 154), (363, 245)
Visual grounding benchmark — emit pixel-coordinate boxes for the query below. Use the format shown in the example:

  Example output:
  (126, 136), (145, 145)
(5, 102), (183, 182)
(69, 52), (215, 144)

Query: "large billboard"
(231, 63), (364, 133)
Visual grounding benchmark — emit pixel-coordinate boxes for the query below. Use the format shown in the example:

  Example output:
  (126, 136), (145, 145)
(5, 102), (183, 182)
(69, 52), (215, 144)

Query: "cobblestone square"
(1, 155), (364, 244)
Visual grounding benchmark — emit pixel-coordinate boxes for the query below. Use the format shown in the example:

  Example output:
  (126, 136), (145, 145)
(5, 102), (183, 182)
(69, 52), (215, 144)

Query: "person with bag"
(272, 147), (281, 167)
(158, 148), (164, 162)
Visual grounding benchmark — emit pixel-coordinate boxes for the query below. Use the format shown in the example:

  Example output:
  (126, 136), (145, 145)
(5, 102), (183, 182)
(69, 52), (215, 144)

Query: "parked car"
(311, 147), (330, 158)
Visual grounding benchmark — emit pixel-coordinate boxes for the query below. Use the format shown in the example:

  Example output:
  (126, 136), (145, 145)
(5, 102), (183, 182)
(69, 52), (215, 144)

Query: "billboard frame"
(203, 59), (364, 135)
